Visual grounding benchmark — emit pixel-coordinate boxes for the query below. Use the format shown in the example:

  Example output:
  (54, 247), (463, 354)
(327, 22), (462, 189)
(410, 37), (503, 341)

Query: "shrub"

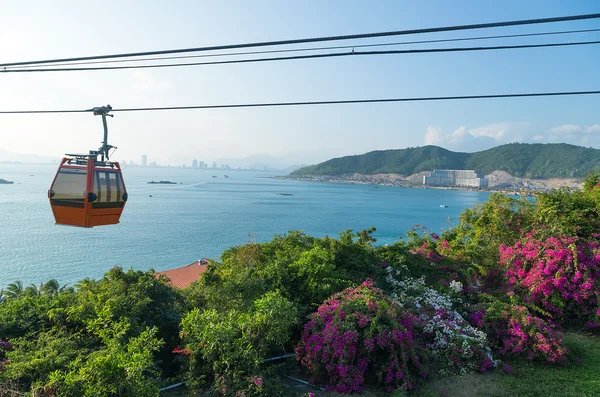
(44, 325), (164, 397)
(0, 340), (10, 373)
(188, 230), (380, 318)
(440, 193), (535, 269)
(499, 233), (600, 328)
(384, 267), (496, 375)
(0, 269), (184, 395)
(480, 302), (568, 364)
(296, 280), (427, 393)
(180, 291), (297, 396)
(583, 170), (600, 192)
(534, 189), (600, 240)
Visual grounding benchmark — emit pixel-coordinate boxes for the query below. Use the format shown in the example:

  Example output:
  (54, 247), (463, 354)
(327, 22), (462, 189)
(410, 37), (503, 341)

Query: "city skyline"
(0, 1), (599, 164)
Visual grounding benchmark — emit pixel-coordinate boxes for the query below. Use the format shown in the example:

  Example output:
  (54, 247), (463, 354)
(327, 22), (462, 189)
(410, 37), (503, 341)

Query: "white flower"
(449, 280), (463, 293)
(386, 269), (495, 374)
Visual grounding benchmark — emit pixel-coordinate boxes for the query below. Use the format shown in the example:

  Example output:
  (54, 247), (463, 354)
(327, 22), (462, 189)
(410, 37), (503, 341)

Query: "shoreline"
(274, 175), (488, 192)
(274, 174), (581, 194)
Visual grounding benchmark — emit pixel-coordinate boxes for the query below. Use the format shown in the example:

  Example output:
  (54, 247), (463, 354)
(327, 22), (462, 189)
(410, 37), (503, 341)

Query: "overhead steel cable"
(1, 13), (599, 68)
(3, 40), (599, 73)
(6, 27), (600, 69)
(1, 90), (598, 114)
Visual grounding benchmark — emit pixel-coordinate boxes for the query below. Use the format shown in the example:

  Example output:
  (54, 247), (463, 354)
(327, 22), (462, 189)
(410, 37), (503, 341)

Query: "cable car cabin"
(48, 156), (127, 227)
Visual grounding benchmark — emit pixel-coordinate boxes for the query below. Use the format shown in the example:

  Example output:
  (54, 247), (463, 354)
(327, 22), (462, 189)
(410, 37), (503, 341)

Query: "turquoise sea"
(0, 163), (489, 289)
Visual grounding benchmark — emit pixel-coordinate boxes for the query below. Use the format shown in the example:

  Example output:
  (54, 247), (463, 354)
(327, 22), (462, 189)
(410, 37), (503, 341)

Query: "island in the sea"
(0, 178), (14, 184)
(147, 180), (177, 184)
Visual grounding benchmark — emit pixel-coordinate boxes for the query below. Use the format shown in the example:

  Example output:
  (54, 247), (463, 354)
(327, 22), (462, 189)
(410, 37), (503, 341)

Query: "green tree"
(3, 281), (24, 301)
(583, 169), (600, 191)
(441, 193), (534, 270)
(181, 291), (297, 396)
(534, 188), (600, 240)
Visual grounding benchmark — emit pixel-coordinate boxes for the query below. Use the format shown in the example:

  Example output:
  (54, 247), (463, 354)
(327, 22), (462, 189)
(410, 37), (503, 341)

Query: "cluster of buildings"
(119, 155), (232, 169)
(120, 155), (157, 167)
(423, 169), (488, 188)
(191, 160), (230, 169)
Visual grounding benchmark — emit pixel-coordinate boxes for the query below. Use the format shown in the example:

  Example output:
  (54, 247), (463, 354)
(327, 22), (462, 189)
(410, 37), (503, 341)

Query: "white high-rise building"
(141, 155), (148, 167)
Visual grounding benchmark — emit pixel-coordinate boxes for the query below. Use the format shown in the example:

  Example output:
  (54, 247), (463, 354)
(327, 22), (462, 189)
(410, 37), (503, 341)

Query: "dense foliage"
(0, 268), (185, 396)
(384, 268), (496, 376)
(296, 280), (427, 393)
(2, 171), (600, 396)
(180, 291), (297, 396)
(500, 233), (600, 328)
(291, 143), (600, 178)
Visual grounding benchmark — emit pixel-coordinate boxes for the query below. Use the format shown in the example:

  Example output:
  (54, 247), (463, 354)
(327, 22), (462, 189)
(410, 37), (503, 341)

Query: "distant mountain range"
(291, 143), (600, 179)
(0, 148), (58, 164)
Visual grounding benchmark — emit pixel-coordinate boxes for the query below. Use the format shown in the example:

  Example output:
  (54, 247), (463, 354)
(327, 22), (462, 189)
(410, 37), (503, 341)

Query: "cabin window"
(50, 168), (87, 207)
(92, 170), (125, 208)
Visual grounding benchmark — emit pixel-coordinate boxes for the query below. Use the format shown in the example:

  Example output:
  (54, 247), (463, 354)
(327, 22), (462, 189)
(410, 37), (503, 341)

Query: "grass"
(412, 332), (600, 397)
(495, 332), (600, 397)
(160, 333), (600, 397)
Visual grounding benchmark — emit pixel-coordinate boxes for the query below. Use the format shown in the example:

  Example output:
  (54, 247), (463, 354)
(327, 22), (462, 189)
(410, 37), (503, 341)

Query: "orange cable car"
(48, 105), (128, 227)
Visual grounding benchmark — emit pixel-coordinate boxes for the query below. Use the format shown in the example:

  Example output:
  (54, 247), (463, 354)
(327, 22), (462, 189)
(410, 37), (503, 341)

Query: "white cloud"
(423, 122), (529, 152)
(424, 126), (444, 145)
(547, 124), (583, 134)
(546, 124), (600, 135)
(585, 124), (600, 133)
(533, 124), (600, 147)
(426, 122), (600, 152)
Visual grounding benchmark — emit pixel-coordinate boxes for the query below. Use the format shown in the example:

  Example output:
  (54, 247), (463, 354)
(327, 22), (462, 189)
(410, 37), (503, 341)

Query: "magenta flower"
(296, 281), (426, 392)
(499, 232), (600, 328)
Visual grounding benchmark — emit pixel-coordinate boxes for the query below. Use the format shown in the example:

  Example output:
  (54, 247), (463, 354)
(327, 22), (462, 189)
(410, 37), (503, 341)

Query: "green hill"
(291, 143), (600, 179)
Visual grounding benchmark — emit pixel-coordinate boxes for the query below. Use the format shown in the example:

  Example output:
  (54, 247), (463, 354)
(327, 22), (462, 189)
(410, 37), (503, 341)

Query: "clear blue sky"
(0, 0), (599, 166)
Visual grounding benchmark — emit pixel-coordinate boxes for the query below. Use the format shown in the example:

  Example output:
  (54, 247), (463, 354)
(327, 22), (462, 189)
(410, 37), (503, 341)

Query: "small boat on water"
(0, 178), (14, 184)
(440, 204), (448, 208)
(212, 176), (217, 178)
(224, 175), (229, 178)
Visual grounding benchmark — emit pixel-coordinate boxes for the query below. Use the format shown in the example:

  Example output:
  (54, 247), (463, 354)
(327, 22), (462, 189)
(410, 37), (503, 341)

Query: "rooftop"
(155, 258), (209, 289)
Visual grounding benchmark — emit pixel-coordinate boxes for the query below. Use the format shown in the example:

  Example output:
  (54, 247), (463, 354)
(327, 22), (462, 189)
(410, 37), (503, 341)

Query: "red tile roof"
(156, 259), (209, 289)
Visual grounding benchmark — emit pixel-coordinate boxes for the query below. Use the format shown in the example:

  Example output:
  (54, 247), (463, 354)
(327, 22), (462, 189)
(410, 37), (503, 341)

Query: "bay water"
(0, 163), (489, 288)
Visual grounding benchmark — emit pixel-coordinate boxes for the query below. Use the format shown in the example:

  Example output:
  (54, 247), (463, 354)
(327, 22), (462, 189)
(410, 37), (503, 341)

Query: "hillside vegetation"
(291, 143), (600, 178)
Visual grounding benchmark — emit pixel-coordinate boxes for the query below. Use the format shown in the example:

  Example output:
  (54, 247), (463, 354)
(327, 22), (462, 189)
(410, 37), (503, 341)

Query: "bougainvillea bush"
(499, 232), (600, 329)
(384, 267), (497, 375)
(476, 301), (568, 364)
(296, 280), (427, 393)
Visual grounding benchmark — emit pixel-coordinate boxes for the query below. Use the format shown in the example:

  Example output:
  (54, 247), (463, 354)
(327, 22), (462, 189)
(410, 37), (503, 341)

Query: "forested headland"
(291, 143), (600, 179)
